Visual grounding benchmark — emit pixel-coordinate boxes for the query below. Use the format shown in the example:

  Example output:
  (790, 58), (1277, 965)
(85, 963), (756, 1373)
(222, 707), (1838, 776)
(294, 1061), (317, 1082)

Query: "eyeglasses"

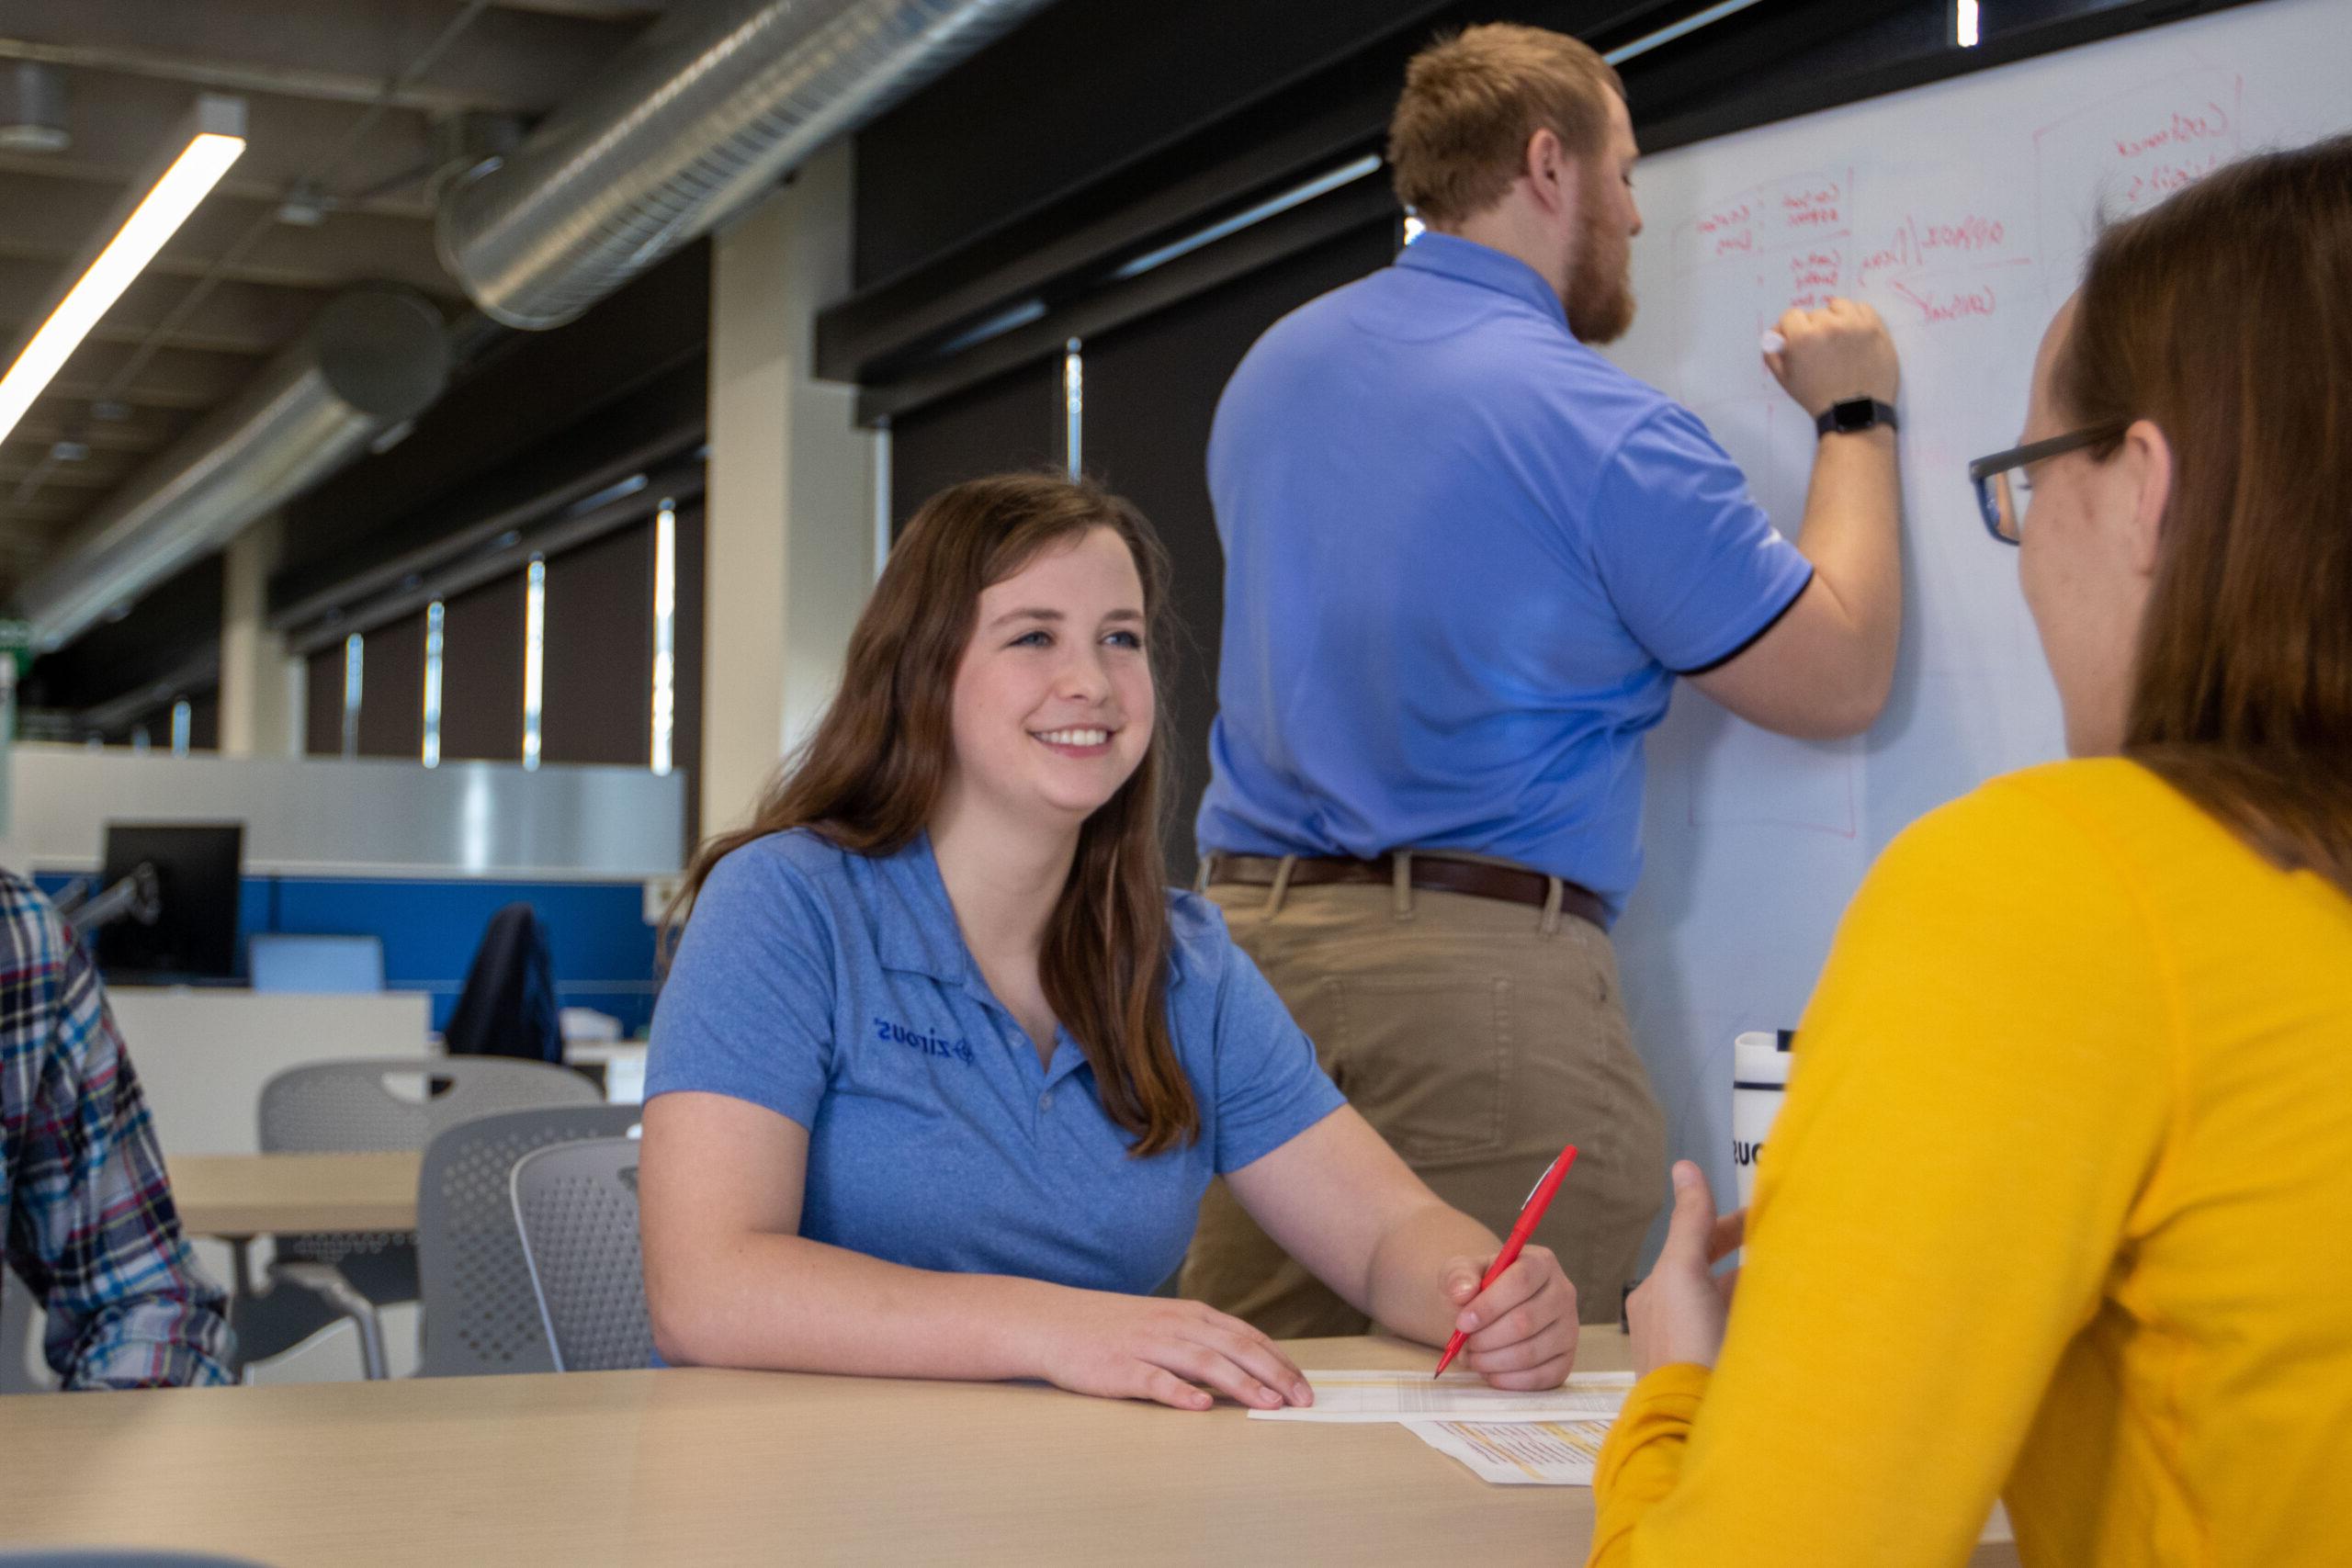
(1966, 423), (2129, 544)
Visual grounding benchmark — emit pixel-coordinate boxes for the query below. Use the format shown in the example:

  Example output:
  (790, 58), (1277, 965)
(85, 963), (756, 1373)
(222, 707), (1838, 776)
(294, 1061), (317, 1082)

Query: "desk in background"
(0, 1331), (2018, 1566)
(167, 1152), (422, 1238)
(564, 1039), (648, 1103)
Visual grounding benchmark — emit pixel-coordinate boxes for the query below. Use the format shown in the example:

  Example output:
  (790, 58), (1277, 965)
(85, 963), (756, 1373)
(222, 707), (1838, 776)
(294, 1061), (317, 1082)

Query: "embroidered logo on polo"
(875, 1017), (977, 1066)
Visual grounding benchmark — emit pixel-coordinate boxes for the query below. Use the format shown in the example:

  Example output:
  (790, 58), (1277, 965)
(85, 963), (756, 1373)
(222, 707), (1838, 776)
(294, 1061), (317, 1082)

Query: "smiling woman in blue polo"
(641, 472), (1581, 1410)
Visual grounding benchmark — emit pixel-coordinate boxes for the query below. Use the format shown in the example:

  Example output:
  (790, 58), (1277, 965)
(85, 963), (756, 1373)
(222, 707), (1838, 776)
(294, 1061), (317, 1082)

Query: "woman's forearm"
(650, 1230), (1064, 1381)
(1363, 1201), (1504, 1344)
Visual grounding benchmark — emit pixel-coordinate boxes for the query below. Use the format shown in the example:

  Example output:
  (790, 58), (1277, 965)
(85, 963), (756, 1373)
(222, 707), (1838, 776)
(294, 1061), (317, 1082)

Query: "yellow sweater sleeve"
(1588, 775), (2179, 1567)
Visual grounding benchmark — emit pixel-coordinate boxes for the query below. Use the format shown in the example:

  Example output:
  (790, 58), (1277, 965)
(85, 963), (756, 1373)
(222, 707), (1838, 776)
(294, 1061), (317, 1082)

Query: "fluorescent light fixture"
(1112, 153), (1384, 283)
(421, 600), (445, 768)
(933, 298), (1048, 357)
(523, 557), (546, 771)
(650, 502), (675, 776)
(1062, 339), (1083, 478)
(341, 632), (365, 759)
(1601, 0), (1772, 64)
(0, 95), (244, 448)
(564, 471), (648, 518)
(1956, 0), (1982, 47)
(873, 422), (893, 581)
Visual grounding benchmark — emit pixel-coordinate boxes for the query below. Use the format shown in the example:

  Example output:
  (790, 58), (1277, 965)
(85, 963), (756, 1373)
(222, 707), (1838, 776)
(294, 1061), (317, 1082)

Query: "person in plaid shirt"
(1, 868), (232, 1388)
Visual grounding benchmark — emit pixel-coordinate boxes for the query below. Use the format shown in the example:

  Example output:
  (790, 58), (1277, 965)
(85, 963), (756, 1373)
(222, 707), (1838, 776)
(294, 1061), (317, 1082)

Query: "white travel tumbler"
(1731, 1029), (1794, 1210)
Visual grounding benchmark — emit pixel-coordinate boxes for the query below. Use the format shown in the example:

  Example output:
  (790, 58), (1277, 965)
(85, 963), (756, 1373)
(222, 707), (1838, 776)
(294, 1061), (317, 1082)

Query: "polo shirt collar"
(874, 831), (970, 985)
(871, 829), (1190, 994)
(1396, 231), (1568, 330)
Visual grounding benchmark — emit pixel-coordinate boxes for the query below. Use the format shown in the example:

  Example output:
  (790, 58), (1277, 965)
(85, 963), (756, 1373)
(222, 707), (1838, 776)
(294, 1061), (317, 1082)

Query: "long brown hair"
(669, 472), (1198, 1155)
(2059, 134), (2352, 896)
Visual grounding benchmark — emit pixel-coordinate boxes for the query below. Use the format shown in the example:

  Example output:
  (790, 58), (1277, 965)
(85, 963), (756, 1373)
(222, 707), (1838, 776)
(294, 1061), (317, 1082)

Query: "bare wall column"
(702, 143), (875, 838)
(220, 513), (296, 757)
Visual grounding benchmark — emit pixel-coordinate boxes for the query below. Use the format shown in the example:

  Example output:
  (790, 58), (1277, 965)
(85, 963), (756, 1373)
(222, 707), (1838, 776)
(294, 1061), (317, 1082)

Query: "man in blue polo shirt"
(1182, 23), (1903, 1335)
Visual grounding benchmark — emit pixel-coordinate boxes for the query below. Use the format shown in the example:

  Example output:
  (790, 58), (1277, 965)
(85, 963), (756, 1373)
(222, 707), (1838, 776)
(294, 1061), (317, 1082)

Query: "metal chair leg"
(269, 1261), (391, 1380)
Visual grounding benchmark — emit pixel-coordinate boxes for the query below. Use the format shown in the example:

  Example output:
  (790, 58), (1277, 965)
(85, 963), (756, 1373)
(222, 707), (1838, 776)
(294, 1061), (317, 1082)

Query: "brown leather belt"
(1206, 852), (1607, 931)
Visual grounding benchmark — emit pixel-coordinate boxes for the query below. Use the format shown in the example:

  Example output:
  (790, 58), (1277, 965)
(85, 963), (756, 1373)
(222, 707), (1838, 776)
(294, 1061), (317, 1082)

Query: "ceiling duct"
(438, 0), (1057, 331)
(15, 286), (447, 651)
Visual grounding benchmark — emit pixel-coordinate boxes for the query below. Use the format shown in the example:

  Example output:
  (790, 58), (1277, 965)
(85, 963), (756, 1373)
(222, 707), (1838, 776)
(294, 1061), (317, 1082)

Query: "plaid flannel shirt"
(0, 869), (232, 1388)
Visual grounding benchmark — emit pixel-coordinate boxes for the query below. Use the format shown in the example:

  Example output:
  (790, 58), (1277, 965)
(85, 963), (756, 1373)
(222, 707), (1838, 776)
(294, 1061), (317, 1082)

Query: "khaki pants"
(1180, 862), (1666, 1334)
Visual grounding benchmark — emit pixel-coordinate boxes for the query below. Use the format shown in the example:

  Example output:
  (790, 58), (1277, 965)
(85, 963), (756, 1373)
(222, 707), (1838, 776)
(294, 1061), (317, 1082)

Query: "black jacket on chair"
(444, 903), (562, 1063)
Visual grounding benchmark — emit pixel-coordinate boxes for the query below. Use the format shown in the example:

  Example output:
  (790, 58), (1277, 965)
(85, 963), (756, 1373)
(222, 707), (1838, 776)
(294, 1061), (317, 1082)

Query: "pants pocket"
(1325, 975), (1511, 1163)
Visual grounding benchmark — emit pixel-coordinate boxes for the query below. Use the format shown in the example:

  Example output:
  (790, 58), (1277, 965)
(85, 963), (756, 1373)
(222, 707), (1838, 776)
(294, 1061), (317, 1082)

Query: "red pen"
(1432, 1142), (1578, 1378)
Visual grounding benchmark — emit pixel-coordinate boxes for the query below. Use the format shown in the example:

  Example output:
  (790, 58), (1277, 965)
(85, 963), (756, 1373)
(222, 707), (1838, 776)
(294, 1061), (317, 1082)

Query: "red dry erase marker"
(1432, 1143), (1578, 1379)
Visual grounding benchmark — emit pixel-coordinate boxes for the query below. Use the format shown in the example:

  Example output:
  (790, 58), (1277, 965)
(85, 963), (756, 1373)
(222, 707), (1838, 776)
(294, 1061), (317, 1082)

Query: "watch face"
(1830, 399), (1875, 432)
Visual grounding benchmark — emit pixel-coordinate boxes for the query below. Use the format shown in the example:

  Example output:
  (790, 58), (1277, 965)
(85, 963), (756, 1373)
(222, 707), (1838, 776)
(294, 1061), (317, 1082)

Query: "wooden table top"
(166, 1151), (422, 1236)
(0, 1330), (2018, 1566)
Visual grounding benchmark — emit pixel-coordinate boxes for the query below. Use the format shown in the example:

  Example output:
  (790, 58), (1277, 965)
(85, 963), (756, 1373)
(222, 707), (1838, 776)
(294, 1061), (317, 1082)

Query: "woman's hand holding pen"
(1438, 1244), (1579, 1390)
(1027, 1290), (1317, 1413)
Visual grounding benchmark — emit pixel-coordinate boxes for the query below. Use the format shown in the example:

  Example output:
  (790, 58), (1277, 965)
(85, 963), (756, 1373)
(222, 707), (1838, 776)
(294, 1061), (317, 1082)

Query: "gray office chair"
(414, 1102), (641, 1377)
(238, 1056), (602, 1379)
(512, 1136), (653, 1372)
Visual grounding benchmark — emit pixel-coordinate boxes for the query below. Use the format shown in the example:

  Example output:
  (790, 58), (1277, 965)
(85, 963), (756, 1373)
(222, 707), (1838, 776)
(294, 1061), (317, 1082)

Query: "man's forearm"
(1796, 426), (1903, 682)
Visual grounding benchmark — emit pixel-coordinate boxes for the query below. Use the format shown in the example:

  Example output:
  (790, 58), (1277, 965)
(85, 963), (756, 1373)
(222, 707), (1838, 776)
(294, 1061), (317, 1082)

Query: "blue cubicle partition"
(8, 748), (685, 1035)
(34, 870), (661, 1035)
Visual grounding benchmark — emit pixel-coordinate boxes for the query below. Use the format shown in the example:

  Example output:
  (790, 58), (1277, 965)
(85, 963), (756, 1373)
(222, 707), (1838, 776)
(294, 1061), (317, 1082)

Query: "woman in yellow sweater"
(1589, 137), (2352, 1565)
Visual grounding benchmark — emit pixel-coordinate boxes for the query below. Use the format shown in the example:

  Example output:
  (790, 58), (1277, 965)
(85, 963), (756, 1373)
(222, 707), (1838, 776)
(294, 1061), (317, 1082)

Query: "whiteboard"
(1602, 0), (2351, 1222)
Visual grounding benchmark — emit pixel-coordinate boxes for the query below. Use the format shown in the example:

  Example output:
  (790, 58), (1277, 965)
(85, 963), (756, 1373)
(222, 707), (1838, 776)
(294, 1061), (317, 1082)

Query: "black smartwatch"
(1816, 397), (1898, 437)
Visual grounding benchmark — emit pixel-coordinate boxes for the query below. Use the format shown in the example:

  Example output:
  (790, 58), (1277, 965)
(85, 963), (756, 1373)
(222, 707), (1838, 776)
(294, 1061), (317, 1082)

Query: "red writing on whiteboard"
(1858, 214), (2018, 285)
(1781, 182), (1844, 230)
(1787, 248), (1842, 310)
(2114, 102), (2232, 161)
(1891, 280), (1996, 325)
(2125, 151), (2224, 206)
(1917, 216), (2005, 254)
(1696, 203), (1752, 233)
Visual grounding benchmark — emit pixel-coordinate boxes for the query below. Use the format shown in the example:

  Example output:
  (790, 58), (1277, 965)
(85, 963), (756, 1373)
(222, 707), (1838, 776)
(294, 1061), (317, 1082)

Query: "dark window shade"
(184, 690), (220, 752)
(851, 0), (1443, 288)
(889, 355), (1065, 536)
(1080, 217), (1399, 882)
(540, 522), (654, 768)
(304, 645), (346, 756)
(356, 610), (427, 761)
(439, 574), (527, 763)
(671, 501), (707, 846)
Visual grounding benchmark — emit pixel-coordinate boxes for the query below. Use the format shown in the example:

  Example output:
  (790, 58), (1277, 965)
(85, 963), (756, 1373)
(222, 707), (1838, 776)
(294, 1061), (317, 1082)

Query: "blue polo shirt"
(1195, 231), (1814, 921)
(646, 829), (1346, 1296)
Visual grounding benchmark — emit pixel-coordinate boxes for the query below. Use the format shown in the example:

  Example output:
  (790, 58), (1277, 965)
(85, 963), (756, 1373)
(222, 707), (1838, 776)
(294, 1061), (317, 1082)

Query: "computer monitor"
(94, 822), (243, 983)
(248, 932), (386, 995)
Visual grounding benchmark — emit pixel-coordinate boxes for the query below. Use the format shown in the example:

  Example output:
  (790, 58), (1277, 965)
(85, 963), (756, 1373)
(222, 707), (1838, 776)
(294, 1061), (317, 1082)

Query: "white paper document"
(1246, 1368), (1634, 1424)
(1405, 1417), (1614, 1485)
